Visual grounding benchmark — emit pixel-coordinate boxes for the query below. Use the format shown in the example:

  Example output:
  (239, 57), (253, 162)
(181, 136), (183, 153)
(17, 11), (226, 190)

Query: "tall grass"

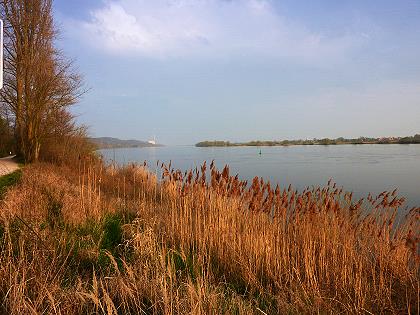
(0, 159), (418, 314)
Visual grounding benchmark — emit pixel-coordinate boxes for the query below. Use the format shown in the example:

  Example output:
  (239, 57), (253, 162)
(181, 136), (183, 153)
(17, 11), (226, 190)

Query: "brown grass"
(0, 159), (418, 314)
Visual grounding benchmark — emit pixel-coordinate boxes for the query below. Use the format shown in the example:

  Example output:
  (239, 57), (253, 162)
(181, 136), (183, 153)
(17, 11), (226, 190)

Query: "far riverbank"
(196, 134), (420, 147)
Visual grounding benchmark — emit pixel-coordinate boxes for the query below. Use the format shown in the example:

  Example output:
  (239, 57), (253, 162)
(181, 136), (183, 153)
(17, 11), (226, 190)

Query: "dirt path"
(0, 156), (20, 176)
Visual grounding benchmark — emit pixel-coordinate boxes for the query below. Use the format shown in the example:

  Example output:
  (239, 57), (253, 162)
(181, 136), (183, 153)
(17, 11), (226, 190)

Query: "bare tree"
(0, 110), (13, 156)
(0, 0), (84, 162)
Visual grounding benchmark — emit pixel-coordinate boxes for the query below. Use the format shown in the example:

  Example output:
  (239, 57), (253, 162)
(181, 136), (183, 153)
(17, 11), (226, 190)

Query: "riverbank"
(0, 160), (418, 314)
(196, 134), (420, 147)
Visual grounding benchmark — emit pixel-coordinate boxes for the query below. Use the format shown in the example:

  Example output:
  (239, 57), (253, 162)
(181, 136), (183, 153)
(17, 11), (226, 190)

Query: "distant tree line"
(396, 134), (420, 144)
(196, 141), (233, 147)
(196, 135), (420, 147)
(0, 0), (92, 163)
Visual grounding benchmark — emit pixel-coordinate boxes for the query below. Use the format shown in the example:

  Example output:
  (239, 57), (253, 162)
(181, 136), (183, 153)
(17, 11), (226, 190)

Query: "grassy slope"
(0, 162), (418, 314)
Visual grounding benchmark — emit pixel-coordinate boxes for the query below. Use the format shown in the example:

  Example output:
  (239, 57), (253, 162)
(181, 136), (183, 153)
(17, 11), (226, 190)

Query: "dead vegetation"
(0, 159), (418, 314)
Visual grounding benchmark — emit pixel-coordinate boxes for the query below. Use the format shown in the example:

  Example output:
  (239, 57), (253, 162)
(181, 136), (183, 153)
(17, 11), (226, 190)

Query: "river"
(99, 144), (420, 208)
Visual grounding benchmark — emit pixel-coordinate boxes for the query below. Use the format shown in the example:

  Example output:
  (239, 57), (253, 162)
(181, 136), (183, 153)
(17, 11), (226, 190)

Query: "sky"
(54, 0), (420, 145)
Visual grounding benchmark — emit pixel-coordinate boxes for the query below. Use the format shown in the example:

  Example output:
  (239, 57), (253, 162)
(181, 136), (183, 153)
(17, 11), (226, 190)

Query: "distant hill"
(90, 137), (162, 149)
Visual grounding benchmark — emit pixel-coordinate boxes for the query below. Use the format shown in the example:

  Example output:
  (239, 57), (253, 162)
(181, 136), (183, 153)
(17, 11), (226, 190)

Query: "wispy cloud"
(68, 0), (367, 63)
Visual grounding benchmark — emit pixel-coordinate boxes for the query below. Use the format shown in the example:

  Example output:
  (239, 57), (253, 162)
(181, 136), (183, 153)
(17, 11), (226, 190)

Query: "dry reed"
(0, 159), (418, 314)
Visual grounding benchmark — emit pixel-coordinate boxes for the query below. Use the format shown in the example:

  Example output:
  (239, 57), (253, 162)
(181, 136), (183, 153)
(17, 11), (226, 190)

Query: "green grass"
(0, 170), (22, 198)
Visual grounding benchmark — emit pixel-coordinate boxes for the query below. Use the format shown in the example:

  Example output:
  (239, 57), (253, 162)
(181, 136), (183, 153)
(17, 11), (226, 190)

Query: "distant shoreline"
(96, 144), (164, 149)
(196, 135), (420, 147)
(90, 137), (164, 150)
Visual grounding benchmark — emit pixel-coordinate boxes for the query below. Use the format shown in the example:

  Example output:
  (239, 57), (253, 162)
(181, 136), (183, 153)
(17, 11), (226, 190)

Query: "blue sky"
(54, 0), (420, 144)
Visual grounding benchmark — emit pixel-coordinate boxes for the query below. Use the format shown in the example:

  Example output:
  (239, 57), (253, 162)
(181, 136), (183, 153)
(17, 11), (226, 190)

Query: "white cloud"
(71, 0), (367, 62)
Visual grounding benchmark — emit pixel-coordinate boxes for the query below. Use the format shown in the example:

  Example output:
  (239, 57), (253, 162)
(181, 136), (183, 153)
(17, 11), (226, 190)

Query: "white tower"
(148, 136), (156, 145)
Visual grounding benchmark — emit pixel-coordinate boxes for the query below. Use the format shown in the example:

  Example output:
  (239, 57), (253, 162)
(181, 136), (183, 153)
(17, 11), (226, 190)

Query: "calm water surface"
(99, 145), (420, 208)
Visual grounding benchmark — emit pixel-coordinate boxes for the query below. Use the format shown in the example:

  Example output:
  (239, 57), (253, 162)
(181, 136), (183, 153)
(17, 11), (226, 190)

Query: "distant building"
(148, 136), (156, 145)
